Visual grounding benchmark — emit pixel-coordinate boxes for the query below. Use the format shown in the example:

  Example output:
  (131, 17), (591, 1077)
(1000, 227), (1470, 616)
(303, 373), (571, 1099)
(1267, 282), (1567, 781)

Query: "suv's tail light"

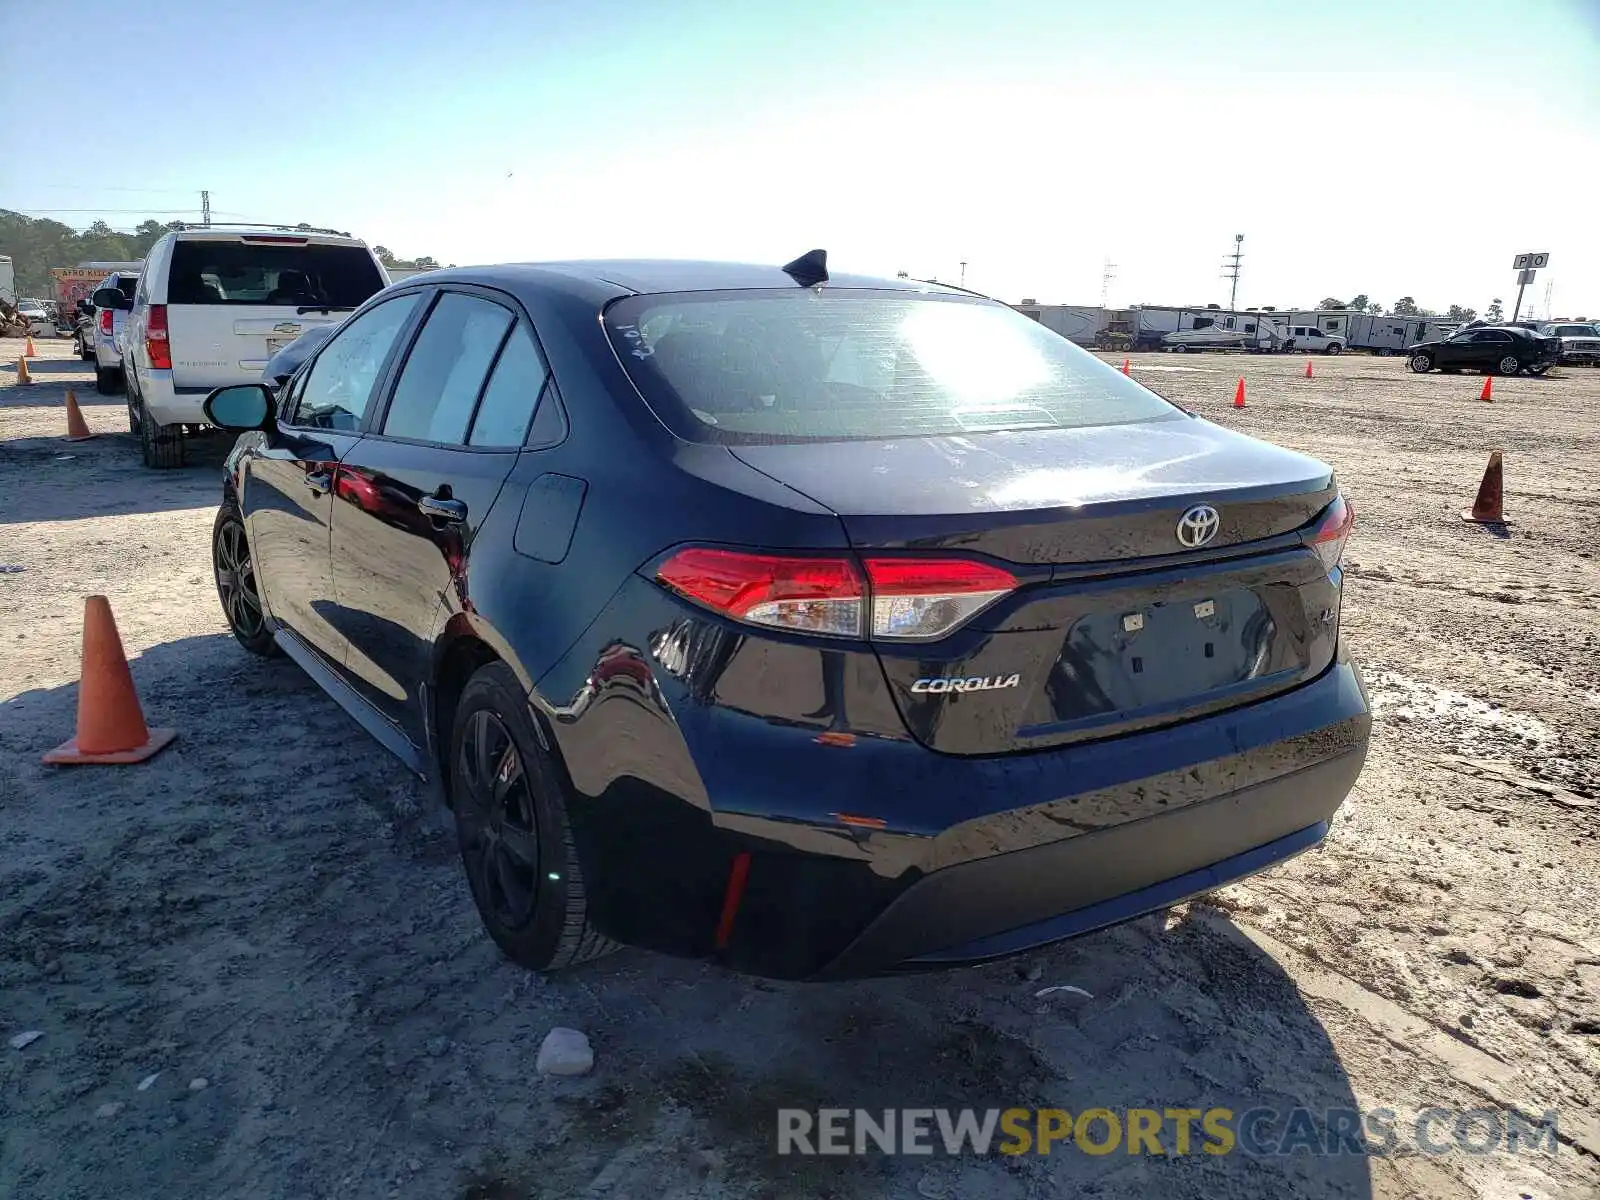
(98, 308), (113, 335)
(654, 549), (1018, 641)
(146, 304), (171, 370)
(1307, 495), (1353, 570)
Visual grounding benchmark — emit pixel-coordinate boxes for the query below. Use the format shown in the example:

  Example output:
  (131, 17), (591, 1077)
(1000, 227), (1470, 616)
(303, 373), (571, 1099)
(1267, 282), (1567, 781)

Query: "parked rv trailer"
(1344, 313), (1461, 355)
(1011, 302), (1106, 345)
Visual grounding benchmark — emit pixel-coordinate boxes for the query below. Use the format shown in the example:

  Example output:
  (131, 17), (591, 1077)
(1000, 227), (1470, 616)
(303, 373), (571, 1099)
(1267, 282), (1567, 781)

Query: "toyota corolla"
(201, 252), (1370, 979)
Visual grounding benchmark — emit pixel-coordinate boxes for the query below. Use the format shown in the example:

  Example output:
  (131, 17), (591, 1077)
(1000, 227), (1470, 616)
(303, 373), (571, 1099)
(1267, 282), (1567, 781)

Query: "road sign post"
(1511, 252), (1551, 322)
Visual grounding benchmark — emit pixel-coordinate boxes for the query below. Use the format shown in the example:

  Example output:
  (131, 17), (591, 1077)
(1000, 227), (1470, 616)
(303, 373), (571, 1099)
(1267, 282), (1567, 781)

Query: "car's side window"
(469, 325), (551, 447)
(382, 293), (514, 444)
(288, 294), (421, 431)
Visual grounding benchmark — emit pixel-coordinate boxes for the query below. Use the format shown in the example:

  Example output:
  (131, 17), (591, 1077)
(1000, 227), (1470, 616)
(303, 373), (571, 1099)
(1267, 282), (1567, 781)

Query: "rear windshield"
(604, 290), (1180, 444)
(168, 241), (384, 308)
(115, 276), (138, 299)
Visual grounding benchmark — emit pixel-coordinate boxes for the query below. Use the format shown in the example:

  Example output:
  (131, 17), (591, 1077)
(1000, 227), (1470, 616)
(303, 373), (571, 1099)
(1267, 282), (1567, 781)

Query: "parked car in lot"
(16, 297), (52, 333)
(79, 271), (140, 392)
(1537, 321), (1600, 367)
(1407, 325), (1562, 376)
(1277, 323), (1345, 355)
(118, 224), (391, 468)
(199, 254), (1370, 980)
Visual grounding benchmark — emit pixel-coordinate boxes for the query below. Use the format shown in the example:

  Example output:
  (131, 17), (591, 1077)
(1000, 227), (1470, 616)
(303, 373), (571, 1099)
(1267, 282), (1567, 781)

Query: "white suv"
(122, 225), (391, 467)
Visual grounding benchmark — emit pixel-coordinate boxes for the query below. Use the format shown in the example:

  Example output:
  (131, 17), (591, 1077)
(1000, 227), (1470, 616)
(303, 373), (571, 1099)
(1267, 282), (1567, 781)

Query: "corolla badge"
(1176, 504), (1221, 548)
(911, 674), (1022, 694)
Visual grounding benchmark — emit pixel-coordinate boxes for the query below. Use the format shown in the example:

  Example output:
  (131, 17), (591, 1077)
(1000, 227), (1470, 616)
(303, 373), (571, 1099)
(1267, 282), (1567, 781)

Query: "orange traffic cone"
(1121, 358), (1130, 375)
(42, 596), (177, 765)
(1305, 360), (1314, 379)
(1233, 378), (1246, 409)
(24, 334), (39, 357)
(64, 390), (94, 441)
(1461, 451), (1504, 524)
(15, 355), (33, 384)
(1479, 376), (1493, 402)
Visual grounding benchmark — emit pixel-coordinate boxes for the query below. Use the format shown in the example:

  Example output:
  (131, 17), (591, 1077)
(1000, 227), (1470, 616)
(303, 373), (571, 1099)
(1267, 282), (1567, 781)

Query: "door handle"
(305, 470), (332, 495)
(418, 494), (468, 523)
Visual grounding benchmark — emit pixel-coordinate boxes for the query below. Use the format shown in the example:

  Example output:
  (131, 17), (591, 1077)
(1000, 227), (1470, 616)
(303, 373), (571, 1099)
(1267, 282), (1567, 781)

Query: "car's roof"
(402, 259), (979, 304)
(165, 227), (368, 248)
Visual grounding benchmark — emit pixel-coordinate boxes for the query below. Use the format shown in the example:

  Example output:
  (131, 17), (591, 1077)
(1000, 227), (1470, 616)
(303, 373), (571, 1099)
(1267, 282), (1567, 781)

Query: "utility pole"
(201, 190), (211, 227)
(959, 260), (968, 288)
(1100, 256), (1117, 308)
(1221, 234), (1244, 310)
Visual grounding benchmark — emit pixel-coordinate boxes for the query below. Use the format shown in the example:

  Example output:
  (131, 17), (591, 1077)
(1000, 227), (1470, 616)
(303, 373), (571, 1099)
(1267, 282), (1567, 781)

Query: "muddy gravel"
(2, 337), (1597, 1200)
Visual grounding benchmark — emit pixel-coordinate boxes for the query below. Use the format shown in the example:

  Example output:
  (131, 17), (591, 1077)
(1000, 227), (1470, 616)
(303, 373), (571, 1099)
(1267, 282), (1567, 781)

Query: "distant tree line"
(1, 209), (446, 295)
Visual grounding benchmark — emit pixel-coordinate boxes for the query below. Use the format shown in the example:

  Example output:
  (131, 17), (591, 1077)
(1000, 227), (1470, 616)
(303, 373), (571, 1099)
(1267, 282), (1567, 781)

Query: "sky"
(3, 0), (1598, 317)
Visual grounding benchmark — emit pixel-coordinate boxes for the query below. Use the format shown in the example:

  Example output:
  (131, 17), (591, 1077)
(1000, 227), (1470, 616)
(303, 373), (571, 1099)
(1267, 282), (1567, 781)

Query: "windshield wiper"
(296, 304), (354, 315)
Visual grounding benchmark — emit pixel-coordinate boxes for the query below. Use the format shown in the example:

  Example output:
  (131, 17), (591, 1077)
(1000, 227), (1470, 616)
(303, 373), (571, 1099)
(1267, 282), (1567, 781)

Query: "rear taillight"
(98, 308), (113, 335)
(1307, 495), (1354, 570)
(654, 549), (1018, 641)
(863, 557), (1018, 640)
(146, 304), (171, 370)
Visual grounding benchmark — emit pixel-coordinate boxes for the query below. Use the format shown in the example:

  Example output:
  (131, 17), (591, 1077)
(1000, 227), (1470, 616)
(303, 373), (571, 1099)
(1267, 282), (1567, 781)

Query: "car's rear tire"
(212, 505), (277, 656)
(138, 395), (185, 469)
(94, 365), (122, 395)
(1495, 355), (1522, 376)
(1324, 342), (1343, 355)
(77, 334), (95, 361)
(1409, 353), (1433, 373)
(450, 662), (617, 972)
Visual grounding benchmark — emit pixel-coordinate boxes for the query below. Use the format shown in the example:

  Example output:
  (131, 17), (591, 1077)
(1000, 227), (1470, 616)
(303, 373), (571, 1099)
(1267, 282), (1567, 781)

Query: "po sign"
(1511, 252), (1550, 270)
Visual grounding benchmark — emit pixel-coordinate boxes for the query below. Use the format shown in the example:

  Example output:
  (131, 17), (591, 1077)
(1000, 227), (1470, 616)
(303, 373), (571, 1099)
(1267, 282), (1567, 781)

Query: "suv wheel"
(1409, 353), (1433, 373)
(1324, 342), (1343, 355)
(138, 396), (186, 469)
(94, 365), (121, 395)
(212, 505), (276, 656)
(77, 333), (95, 361)
(1495, 355), (1522, 376)
(450, 662), (617, 972)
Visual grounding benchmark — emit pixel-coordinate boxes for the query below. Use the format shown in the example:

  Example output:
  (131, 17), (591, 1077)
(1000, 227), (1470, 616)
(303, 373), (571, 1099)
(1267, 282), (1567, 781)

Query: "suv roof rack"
(169, 221), (353, 237)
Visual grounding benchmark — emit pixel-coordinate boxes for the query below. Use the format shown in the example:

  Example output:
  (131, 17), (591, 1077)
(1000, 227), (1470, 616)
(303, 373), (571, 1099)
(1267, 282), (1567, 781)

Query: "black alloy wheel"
(213, 507), (275, 655)
(449, 663), (615, 971)
(456, 709), (543, 933)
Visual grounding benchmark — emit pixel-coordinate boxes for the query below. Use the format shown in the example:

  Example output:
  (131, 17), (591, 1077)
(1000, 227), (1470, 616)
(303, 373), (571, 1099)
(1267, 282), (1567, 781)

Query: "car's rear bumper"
(542, 576), (1371, 979)
(817, 748), (1359, 977)
(134, 367), (212, 426)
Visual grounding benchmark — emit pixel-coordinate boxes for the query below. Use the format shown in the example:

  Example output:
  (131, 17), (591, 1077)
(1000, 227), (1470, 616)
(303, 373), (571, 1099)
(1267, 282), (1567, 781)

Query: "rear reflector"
(146, 304), (171, 370)
(654, 548), (1018, 641)
(1307, 495), (1353, 570)
(714, 851), (752, 950)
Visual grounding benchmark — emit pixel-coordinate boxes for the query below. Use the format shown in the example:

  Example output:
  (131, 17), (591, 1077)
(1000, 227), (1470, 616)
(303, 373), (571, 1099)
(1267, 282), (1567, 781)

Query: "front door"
(330, 288), (551, 746)
(244, 291), (423, 665)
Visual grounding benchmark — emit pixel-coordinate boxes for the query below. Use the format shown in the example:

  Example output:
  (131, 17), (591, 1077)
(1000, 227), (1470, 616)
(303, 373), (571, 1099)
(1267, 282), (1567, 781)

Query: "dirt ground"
(1, 335), (1597, 1200)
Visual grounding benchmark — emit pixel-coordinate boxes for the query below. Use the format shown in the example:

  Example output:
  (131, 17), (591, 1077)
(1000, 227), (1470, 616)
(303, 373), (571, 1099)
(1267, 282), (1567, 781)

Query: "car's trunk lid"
(731, 418), (1344, 754)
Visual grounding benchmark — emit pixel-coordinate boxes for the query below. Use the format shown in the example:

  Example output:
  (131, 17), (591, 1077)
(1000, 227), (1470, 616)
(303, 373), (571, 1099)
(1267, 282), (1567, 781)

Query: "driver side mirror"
(203, 384), (275, 432)
(91, 287), (132, 311)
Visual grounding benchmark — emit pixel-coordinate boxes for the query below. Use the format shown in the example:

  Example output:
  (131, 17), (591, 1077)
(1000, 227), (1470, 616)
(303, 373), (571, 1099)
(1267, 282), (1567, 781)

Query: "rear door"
(164, 235), (388, 389)
(329, 287), (547, 744)
(243, 291), (424, 667)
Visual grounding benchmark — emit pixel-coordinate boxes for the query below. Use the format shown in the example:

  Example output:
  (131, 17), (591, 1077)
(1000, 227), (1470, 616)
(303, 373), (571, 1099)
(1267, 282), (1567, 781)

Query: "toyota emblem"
(1176, 504), (1221, 548)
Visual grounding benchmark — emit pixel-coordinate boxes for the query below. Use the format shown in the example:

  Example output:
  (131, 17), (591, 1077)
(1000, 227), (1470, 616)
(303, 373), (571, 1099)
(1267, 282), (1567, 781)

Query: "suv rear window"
(604, 290), (1180, 444)
(168, 241), (384, 307)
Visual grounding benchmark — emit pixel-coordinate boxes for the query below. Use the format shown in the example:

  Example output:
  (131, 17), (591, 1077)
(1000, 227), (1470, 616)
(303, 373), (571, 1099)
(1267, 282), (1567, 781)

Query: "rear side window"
(168, 240), (385, 307)
(383, 294), (513, 443)
(605, 290), (1181, 445)
(468, 326), (549, 446)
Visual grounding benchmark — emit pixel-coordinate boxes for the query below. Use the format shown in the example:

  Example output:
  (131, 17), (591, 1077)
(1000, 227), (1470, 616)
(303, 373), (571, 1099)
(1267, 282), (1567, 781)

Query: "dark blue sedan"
(201, 252), (1370, 979)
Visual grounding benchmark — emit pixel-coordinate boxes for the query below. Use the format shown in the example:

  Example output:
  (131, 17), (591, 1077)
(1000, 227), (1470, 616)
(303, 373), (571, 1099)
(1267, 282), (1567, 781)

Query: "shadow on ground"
(1, 633), (1373, 1200)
